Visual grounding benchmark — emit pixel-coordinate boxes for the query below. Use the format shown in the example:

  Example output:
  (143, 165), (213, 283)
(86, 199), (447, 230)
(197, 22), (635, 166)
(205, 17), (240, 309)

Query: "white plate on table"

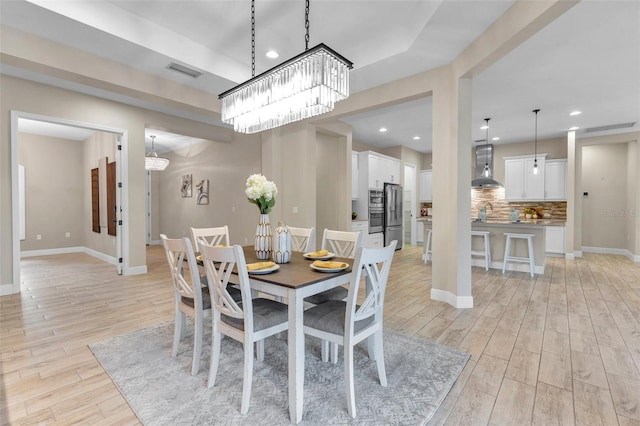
(310, 263), (349, 273)
(303, 252), (335, 260)
(247, 264), (280, 275)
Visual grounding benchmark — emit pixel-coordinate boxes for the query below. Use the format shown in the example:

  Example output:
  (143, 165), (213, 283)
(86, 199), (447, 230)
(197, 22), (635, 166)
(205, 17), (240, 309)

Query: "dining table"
(241, 246), (352, 424)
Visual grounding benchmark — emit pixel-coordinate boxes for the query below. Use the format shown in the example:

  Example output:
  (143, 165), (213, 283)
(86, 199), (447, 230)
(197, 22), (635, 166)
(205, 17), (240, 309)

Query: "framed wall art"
(181, 174), (192, 197)
(196, 179), (209, 205)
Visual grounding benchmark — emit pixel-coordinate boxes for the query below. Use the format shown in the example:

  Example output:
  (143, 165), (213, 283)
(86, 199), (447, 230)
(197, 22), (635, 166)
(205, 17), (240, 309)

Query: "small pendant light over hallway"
(145, 135), (170, 171)
(532, 109), (540, 175)
(218, 0), (353, 134)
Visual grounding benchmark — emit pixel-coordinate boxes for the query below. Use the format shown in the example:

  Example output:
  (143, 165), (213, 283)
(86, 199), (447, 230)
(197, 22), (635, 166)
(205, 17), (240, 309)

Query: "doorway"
(9, 111), (129, 295)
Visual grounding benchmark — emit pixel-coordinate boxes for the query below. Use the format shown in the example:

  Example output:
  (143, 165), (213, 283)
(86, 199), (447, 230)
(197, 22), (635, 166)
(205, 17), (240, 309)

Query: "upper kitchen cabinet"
(351, 151), (359, 200)
(359, 151), (401, 189)
(504, 155), (546, 201)
(544, 159), (567, 201)
(419, 170), (432, 202)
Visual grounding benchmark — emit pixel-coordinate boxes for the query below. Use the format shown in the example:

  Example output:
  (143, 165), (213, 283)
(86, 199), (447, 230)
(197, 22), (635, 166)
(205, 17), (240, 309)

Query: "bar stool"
(423, 229), (433, 264)
(502, 233), (535, 277)
(471, 231), (491, 271)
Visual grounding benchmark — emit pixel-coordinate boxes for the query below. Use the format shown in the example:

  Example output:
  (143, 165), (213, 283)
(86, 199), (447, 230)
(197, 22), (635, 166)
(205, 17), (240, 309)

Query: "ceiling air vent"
(585, 122), (635, 133)
(166, 62), (202, 78)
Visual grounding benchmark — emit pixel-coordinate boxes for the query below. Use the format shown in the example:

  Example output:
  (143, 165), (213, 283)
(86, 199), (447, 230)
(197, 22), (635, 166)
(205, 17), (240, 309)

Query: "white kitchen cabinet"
(546, 226), (565, 255)
(351, 151), (359, 200)
(504, 155), (546, 201)
(544, 159), (567, 200)
(351, 220), (368, 234)
(419, 170), (432, 202)
(417, 221), (424, 243)
(365, 232), (384, 249)
(359, 151), (401, 190)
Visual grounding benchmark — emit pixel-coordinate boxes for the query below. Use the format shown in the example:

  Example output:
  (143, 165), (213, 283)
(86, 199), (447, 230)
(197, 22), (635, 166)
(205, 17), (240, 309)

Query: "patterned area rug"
(90, 322), (469, 425)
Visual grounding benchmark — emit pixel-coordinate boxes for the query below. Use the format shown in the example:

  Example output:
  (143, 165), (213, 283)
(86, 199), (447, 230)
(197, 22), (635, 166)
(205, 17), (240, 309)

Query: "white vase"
(272, 221), (291, 264)
(255, 214), (272, 260)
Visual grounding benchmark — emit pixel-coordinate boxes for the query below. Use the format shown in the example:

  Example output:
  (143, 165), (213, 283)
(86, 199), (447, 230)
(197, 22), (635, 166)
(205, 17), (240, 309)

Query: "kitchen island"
(418, 218), (566, 275)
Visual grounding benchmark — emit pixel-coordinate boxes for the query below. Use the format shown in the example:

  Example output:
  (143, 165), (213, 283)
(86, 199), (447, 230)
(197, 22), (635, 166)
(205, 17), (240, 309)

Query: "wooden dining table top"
(241, 246), (352, 290)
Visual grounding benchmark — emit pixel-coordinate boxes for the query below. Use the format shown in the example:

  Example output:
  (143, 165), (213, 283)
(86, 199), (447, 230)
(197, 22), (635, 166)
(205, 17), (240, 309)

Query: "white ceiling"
(3, 0), (639, 154)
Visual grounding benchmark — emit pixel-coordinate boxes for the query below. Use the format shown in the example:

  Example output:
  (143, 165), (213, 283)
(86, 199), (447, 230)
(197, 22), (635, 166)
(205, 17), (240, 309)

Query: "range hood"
(471, 144), (503, 188)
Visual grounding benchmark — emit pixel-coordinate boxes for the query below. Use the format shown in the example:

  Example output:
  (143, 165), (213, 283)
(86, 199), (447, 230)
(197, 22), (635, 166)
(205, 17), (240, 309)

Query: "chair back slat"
(190, 226), (230, 252)
(288, 226), (315, 253)
(161, 234), (202, 304)
(321, 229), (362, 259)
(346, 240), (397, 331)
(199, 244), (243, 319)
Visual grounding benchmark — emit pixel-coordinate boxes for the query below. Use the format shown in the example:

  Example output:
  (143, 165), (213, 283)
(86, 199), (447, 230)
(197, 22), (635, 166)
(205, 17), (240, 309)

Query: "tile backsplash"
(471, 187), (566, 220)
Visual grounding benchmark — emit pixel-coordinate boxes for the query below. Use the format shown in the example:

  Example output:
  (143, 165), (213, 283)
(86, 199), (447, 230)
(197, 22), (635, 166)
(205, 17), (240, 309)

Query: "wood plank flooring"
(2, 245), (639, 425)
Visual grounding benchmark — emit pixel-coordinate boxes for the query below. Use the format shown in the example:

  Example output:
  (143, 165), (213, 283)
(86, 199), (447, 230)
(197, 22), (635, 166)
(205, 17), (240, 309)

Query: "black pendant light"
(532, 109), (540, 175)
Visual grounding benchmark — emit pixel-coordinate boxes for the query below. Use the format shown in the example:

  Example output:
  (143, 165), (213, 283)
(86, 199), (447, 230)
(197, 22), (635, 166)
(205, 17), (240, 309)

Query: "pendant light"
(218, 0), (353, 134)
(145, 135), (170, 171)
(532, 109), (540, 175)
(483, 118), (491, 177)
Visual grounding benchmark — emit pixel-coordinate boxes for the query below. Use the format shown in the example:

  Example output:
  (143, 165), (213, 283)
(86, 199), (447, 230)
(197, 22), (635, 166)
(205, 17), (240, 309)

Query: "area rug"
(89, 322), (469, 425)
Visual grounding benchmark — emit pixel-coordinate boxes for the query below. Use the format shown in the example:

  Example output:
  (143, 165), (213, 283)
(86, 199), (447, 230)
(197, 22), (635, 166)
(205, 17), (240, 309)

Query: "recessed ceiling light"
(413, 136), (420, 140)
(568, 126), (579, 131)
(379, 127), (387, 132)
(491, 137), (500, 141)
(569, 111), (582, 116)
(480, 125), (489, 130)
(266, 50), (279, 59)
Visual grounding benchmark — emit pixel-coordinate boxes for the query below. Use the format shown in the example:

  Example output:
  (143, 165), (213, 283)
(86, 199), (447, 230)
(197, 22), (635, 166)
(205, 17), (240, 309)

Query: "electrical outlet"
(232, 206), (236, 213)
(65, 232), (71, 238)
(244, 237), (248, 244)
(36, 234), (42, 240)
(292, 206), (298, 214)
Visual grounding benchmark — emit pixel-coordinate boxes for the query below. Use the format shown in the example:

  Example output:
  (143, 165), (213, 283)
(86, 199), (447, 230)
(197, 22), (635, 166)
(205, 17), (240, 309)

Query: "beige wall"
(18, 133), (85, 251)
(627, 142), (638, 254)
(581, 143), (629, 249)
(0, 75), (234, 288)
(156, 135), (262, 245)
(316, 132), (343, 250)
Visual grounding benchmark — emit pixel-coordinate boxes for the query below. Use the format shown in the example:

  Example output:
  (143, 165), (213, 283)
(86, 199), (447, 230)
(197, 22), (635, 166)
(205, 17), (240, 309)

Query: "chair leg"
(256, 340), (264, 362)
(374, 329), (387, 386)
(191, 313), (203, 375)
(344, 344), (356, 418)
(484, 236), (490, 272)
(240, 340), (254, 415)
(527, 237), (535, 277)
(502, 237), (511, 274)
(321, 340), (329, 362)
(207, 328), (221, 388)
(330, 343), (339, 364)
(172, 311), (183, 358)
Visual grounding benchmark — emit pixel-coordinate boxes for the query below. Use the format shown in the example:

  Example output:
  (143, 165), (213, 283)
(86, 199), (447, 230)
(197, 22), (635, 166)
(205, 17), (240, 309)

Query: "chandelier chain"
(305, 0), (310, 51)
(251, 0), (255, 77)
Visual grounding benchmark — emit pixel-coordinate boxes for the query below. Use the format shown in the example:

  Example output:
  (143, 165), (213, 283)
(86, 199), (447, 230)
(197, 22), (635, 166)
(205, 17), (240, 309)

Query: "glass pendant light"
(145, 135), (170, 171)
(532, 109), (540, 175)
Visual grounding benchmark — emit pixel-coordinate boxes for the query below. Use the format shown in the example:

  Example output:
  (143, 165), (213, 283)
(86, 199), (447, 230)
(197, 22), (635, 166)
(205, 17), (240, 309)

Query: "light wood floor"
(2, 245), (640, 425)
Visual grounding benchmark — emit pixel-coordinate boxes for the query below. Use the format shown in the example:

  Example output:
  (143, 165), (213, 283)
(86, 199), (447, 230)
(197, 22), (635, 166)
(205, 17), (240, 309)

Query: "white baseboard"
(148, 240), (161, 246)
(430, 288), (474, 309)
(21, 246), (117, 264)
(125, 265), (148, 275)
(582, 246), (640, 262)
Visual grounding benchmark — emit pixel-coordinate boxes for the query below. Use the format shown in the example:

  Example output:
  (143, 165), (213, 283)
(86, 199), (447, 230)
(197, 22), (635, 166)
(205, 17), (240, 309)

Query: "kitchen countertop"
(417, 217), (566, 227)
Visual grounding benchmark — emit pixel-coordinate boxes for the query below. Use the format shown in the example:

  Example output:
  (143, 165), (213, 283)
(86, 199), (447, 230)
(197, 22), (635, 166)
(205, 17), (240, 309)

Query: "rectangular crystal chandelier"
(219, 43), (353, 134)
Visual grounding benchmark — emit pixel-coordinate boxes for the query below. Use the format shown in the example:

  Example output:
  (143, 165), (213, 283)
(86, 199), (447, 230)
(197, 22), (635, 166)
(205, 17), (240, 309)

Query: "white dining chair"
(305, 228), (364, 363)
(190, 226), (231, 253)
(200, 244), (289, 415)
(288, 226), (315, 253)
(161, 234), (210, 376)
(304, 240), (397, 418)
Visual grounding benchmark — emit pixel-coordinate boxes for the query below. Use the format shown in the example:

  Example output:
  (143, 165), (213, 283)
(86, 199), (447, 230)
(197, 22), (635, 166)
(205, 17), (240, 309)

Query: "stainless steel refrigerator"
(384, 183), (403, 250)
